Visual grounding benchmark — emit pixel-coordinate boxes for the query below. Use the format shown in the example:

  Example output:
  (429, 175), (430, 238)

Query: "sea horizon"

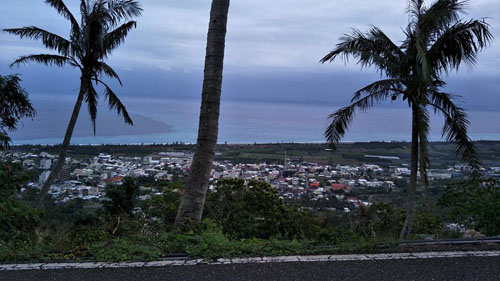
(9, 97), (500, 146)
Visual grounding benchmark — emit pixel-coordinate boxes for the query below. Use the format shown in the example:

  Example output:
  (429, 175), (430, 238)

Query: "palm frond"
(80, 0), (89, 17)
(407, 0), (424, 24)
(321, 27), (404, 77)
(3, 27), (71, 56)
(415, 38), (431, 82)
(430, 91), (481, 178)
(325, 90), (392, 149)
(351, 78), (403, 102)
(108, 0), (143, 23)
(103, 21), (136, 55)
(429, 19), (492, 73)
(0, 74), (36, 131)
(416, 105), (431, 211)
(85, 83), (99, 135)
(0, 132), (11, 150)
(10, 54), (71, 67)
(97, 80), (133, 126)
(96, 62), (122, 85)
(420, 0), (468, 37)
(44, 0), (80, 35)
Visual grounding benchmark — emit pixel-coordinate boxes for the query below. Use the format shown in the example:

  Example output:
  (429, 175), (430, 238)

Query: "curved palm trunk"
(400, 104), (419, 240)
(174, 0), (230, 227)
(34, 77), (88, 208)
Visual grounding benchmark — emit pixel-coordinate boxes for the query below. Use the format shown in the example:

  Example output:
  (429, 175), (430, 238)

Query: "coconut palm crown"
(4, 0), (142, 207)
(320, 0), (492, 239)
(5, 0), (141, 131)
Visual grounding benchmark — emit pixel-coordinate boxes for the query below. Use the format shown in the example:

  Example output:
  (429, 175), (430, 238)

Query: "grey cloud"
(0, 0), (498, 110)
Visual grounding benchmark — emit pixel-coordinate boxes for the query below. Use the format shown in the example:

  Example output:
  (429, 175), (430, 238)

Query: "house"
(331, 183), (347, 191)
(309, 181), (320, 188)
(101, 176), (123, 185)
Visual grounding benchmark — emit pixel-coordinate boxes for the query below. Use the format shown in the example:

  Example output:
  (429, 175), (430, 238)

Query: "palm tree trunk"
(34, 77), (88, 208)
(174, 0), (230, 227)
(400, 104), (419, 241)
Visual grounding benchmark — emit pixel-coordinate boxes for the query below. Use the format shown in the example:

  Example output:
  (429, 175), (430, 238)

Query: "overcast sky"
(0, 0), (498, 110)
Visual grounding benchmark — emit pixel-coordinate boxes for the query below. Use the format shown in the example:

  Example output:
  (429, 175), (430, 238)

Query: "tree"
(175, 0), (230, 227)
(103, 177), (140, 216)
(4, 0), (142, 208)
(0, 74), (36, 149)
(320, 0), (491, 240)
(438, 179), (500, 236)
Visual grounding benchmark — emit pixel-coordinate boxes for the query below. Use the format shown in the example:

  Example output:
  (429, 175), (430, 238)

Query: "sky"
(0, 0), (499, 110)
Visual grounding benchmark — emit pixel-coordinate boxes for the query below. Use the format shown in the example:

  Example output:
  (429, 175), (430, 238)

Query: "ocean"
(10, 95), (500, 145)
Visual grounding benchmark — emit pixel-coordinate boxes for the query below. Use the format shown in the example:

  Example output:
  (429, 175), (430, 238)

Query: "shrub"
(204, 178), (315, 239)
(144, 187), (181, 228)
(357, 202), (404, 238)
(412, 211), (441, 236)
(438, 179), (500, 236)
(103, 177), (139, 216)
(0, 200), (40, 242)
(89, 237), (162, 261)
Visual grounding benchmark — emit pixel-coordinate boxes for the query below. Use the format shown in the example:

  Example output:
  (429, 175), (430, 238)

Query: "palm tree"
(174, 0), (231, 227)
(0, 74), (36, 149)
(320, 0), (492, 240)
(4, 0), (142, 208)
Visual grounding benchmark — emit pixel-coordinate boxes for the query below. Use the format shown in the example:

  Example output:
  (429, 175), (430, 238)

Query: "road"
(1, 256), (499, 281)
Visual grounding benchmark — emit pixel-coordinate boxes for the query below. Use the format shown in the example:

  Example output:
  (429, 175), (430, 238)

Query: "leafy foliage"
(321, 0), (491, 175)
(204, 178), (316, 239)
(0, 200), (41, 242)
(0, 162), (31, 201)
(4, 0), (142, 133)
(0, 162), (41, 243)
(357, 203), (405, 238)
(144, 186), (182, 228)
(0, 74), (36, 149)
(103, 176), (140, 216)
(438, 179), (500, 236)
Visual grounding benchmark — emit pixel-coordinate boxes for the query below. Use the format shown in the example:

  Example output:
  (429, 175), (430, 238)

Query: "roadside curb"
(1, 250), (500, 271)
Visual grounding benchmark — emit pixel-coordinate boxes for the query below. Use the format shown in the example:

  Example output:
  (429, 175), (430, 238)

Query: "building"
(40, 159), (52, 170)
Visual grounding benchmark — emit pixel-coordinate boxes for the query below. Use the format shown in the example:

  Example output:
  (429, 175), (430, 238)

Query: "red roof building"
(309, 181), (320, 188)
(331, 183), (347, 191)
(102, 176), (123, 184)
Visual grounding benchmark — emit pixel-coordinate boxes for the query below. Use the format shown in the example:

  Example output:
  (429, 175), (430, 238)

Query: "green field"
(7, 141), (500, 168)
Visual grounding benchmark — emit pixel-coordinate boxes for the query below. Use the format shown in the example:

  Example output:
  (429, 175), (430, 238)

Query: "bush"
(144, 187), (181, 228)
(89, 237), (162, 261)
(0, 161), (30, 200)
(0, 200), (40, 242)
(412, 211), (441, 236)
(438, 179), (500, 236)
(357, 202), (404, 238)
(204, 178), (316, 239)
(103, 177), (139, 216)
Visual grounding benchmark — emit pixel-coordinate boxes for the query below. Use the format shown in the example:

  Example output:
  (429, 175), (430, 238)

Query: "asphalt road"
(1, 256), (499, 281)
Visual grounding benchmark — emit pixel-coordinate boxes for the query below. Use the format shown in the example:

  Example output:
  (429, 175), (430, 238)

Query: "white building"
(40, 159), (52, 170)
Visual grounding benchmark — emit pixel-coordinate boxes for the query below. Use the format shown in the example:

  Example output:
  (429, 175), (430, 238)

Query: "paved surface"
(1, 255), (499, 281)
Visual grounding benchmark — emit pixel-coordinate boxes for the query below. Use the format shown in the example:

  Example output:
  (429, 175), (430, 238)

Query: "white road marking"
(1, 251), (499, 271)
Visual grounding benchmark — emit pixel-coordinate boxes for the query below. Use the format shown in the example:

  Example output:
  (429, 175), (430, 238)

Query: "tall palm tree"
(320, 0), (492, 240)
(4, 0), (142, 208)
(175, 0), (231, 227)
(0, 74), (36, 149)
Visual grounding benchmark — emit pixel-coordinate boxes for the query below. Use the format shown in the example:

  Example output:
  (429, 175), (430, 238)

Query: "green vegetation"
(1, 163), (498, 262)
(438, 180), (500, 236)
(320, 0), (491, 240)
(4, 0), (143, 208)
(9, 141), (500, 167)
(0, 74), (36, 149)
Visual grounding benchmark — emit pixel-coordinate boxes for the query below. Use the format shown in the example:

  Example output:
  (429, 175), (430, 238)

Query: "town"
(3, 144), (500, 212)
